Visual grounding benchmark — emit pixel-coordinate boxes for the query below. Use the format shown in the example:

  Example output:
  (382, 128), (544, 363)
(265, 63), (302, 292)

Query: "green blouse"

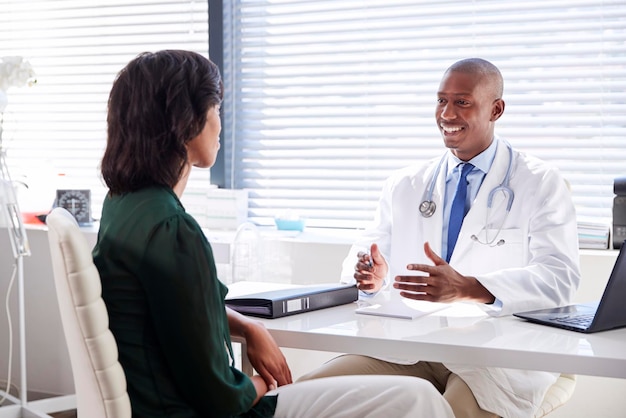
(92, 187), (276, 418)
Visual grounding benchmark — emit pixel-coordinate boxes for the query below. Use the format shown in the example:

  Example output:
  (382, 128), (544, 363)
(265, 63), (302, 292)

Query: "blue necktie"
(446, 163), (474, 262)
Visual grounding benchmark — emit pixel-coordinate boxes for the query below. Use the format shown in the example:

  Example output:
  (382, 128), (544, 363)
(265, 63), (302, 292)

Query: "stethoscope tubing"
(419, 140), (515, 226)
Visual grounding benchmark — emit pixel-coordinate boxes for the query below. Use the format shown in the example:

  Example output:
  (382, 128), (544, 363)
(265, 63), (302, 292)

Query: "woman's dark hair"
(101, 50), (223, 194)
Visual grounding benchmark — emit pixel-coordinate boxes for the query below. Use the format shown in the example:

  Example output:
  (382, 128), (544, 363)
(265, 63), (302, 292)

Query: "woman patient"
(92, 49), (454, 418)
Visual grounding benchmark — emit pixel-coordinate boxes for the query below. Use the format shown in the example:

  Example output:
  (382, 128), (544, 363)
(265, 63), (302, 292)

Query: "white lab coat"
(341, 138), (581, 418)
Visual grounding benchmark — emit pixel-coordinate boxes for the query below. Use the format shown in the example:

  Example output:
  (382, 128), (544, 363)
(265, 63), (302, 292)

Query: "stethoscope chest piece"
(419, 200), (436, 218)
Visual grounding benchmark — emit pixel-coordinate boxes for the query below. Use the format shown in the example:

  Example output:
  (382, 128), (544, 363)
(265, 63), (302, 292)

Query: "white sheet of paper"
(356, 298), (450, 320)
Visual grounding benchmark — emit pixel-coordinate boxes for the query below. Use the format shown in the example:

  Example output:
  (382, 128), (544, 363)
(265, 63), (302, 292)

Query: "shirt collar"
(445, 137), (499, 178)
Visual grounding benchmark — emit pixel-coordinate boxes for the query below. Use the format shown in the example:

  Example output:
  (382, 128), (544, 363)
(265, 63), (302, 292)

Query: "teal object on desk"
(274, 218), (306, 231)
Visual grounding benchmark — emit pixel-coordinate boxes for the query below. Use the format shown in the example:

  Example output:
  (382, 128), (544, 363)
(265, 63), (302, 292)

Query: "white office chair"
(46, 207), (131, 418)
(535, 373), (576, 417)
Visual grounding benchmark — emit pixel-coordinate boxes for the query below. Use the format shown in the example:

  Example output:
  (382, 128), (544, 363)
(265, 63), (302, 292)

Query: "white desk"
(254, 300), (626, 379)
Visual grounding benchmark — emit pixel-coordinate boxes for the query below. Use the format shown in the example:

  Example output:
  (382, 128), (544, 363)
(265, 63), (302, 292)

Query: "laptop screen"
(592, 244), (626, 331)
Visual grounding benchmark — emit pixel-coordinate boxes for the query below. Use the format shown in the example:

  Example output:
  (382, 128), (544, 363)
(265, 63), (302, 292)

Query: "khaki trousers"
(269, 374), (455, 418)
(298, 354), (500, 418)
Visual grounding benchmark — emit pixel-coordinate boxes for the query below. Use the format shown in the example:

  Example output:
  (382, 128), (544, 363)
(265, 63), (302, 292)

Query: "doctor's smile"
(440, 124), (464, 134)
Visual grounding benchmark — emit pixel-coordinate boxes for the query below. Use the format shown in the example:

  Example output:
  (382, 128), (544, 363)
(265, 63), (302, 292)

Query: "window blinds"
(222, 0), (626, 228)
(0, 0), (209, 219)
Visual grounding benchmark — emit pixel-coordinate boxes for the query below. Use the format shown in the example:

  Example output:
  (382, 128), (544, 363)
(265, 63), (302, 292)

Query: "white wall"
(0, 226), (625, 417)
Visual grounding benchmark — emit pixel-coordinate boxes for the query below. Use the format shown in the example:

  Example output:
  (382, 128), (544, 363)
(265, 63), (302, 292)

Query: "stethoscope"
(419, 141), (515, 246)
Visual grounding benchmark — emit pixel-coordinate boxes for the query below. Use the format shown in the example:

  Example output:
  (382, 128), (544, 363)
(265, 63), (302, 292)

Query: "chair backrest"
(535, 373), (576, 417)
(46, 207), (131, 418)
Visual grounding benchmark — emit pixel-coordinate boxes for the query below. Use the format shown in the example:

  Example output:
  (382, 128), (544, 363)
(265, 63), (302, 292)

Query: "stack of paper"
(577, 218), (610, 249)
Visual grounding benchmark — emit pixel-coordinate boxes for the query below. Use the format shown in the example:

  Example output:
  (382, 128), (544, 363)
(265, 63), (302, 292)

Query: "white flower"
(0, 56), (37, 92)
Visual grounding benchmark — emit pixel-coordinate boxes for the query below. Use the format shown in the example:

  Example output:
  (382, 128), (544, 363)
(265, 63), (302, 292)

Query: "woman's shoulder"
(102, 187), (200, 233)
(106, 187), (179, 213)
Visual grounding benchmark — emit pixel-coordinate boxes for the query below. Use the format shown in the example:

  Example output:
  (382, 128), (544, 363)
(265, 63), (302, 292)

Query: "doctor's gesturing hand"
(354, 243), (388, 293)
(393, 242), (496, 304)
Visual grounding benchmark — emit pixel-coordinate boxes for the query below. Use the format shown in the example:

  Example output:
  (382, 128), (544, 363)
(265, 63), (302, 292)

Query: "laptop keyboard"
(552, 314), (594, 327)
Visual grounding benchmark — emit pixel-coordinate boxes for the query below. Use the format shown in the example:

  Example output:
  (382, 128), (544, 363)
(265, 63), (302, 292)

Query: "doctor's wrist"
(465, 277), (496, 304)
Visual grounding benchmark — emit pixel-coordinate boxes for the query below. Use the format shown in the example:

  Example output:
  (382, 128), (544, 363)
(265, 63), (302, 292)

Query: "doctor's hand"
(393, 242), (495, 304)
(354, 243), (388, 294)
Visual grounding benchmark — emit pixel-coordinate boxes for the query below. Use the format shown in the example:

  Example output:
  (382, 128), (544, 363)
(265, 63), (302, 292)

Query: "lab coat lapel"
(415, 156), (446, 258)
(450, 141), (510, 264)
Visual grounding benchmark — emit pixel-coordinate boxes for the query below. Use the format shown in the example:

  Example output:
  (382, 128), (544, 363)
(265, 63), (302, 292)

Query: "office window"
(0, 0), (209, 219)
(222, 0), (626, 228)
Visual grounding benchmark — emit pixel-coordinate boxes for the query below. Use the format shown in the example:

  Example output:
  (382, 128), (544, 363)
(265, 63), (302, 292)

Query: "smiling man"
(299, 58), (581, 418)
(436, 59), (504, 162)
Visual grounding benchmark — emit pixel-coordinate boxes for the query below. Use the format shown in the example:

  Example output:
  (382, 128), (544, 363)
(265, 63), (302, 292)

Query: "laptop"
(514, 242), (626, 333)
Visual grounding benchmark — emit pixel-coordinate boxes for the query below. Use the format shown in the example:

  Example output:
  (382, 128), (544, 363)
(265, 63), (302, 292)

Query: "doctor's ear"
(490, 98), (505, 121)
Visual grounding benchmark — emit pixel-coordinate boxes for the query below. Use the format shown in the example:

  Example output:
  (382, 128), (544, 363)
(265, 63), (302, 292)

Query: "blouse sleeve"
(139, 213), (257, 416)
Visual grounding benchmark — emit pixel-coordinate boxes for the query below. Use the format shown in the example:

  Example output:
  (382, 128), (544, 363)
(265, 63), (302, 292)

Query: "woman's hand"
(227, 307), (293, 389)
(250, 375), (270, 405)
(244, 320), (293, 388)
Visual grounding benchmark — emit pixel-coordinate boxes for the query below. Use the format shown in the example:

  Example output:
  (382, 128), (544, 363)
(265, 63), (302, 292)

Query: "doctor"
(299, 58), (581, 418)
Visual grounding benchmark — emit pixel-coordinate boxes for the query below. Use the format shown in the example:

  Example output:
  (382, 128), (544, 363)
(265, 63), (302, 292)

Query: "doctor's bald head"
(445, 58), (504, 101)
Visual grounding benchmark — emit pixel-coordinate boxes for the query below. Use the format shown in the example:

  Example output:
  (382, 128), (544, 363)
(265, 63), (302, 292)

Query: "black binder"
(225, 283), (358, 319)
